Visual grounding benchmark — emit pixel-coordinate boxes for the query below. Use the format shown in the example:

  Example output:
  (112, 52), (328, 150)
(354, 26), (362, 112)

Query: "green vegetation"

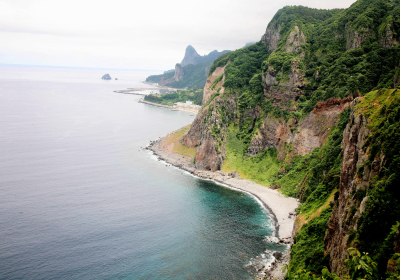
(143, 89), (203, 106)
(145, 71), (174, 84)
(285, 248), (380, 280)
(145, 61), (213, 89)
(185, 0), (400, 278)
(351, 89), (400, 275)
(168, 61), (214, 89)
(289, 207), (332, 274)
(222, 126), (280, 185)
(163, 125), (197, 158)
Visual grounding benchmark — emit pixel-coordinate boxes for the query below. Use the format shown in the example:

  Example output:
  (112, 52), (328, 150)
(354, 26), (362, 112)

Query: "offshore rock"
(101, 73), (111, 80)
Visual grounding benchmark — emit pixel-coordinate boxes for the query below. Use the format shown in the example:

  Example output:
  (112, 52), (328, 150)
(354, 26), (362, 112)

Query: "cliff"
(176, 0), (400, 278)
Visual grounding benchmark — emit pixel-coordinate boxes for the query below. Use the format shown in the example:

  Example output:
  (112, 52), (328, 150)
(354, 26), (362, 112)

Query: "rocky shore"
(146, 128), (299, 279)
(139, 98), (199, 113)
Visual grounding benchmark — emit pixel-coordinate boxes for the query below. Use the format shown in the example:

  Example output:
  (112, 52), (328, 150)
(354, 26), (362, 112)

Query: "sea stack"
(102, 74), (111, 80)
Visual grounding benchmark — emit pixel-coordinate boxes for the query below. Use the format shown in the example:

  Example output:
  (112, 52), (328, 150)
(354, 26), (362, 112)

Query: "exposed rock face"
(202, 63), (229, 104)
(247, 98), (351, 160)
(102, 74), (111, 80)
(174, 64), (184, 81)
(324, 99), (378, 275)
(379, 23), (399, 48)
(194, 131), (221, 171)
(345, 26), (374, 50)
(182, 63), (238, 171)
(285, 26), (306, 53)
(394, 225), (400, 254)
(262, 59), (305, 109)
(182, 111), (203, 148)
(180, 45), (231, 67)
(262, 24), (281, 53)
(181, 45), (201, 67)
(247, 116), (289, 156)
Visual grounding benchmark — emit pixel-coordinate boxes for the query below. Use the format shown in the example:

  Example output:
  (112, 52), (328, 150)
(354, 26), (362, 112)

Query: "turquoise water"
(0, 65), (282, 279)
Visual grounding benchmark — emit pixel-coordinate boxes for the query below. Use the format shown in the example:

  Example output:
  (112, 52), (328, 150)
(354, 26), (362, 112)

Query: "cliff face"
(178, 1), (400, 277)
(324, 99), (372, 274)
(182, 65), (237, 171)
(202, 63), (228, 104)
(247, 98), (351, 160)
(181, 45), (201, 67)
(261, 24), (281, 53)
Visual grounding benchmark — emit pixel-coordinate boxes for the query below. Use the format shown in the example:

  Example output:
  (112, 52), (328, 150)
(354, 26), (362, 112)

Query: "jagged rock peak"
(181, 45), (201, 67)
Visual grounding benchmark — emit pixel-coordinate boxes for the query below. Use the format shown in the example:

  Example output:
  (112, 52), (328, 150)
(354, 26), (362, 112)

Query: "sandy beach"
(146, 127), (300, 279)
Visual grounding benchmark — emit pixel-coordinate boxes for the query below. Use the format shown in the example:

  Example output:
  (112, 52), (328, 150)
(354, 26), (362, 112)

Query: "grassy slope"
(163, 125), (197, 158)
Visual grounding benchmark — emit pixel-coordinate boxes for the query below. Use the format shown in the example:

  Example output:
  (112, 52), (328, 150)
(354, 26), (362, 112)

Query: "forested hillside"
(178, 0), (400, 278)
(145, 46), (230, 89)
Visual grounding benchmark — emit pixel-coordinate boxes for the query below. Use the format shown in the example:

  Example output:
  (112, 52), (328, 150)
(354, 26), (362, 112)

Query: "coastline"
(139, 98), (199, 113)
(146, 127), (299, 279)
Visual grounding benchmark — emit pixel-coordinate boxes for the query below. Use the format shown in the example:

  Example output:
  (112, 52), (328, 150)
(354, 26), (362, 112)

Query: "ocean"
(0, 65), (283, 280)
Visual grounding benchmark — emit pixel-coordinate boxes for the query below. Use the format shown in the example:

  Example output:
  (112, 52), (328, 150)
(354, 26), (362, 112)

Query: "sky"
(0, 0), (357, 71)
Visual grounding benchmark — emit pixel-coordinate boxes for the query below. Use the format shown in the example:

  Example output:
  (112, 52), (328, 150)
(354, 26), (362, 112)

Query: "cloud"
(0, 0), (357, 70)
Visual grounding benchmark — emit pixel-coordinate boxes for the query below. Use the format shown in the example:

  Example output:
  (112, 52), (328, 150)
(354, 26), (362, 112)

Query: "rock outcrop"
(262, 59), (305, 109)
(102, 74), (111, 80)
(285, 26), (306, 53)
(262, 24), (281, 53)
(202, 63), (229, 104)
(324, 99), (375, 274)
(181, 45), (201, 67)
(247, 97), (351, 159)
(174, 64), (184, 81)
(345, 26), (374, 50)
(379, 23), (399, 49)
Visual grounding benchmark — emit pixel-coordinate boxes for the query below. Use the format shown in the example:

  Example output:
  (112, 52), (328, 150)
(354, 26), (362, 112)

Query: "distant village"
(174, 101), (201, 110)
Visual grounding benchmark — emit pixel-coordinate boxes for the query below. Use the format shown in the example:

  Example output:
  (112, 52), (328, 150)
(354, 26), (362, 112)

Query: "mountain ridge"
(145, 46), (230, 89)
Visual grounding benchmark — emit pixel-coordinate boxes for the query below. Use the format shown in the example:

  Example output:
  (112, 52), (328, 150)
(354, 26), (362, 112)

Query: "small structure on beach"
(175, 101), (201, 110)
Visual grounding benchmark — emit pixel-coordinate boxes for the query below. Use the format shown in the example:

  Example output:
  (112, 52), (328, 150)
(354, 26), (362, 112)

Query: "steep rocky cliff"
(324, 98), (372, 274)
(180, 45), (201, 67)
(178, 0), (400, 278)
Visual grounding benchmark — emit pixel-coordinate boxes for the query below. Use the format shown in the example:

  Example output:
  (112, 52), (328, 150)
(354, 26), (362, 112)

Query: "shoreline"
(138, 98), (199, 114)
(146, 127), (299, 279)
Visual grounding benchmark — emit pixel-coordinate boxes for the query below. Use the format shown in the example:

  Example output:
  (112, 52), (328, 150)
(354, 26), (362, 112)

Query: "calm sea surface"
(0, 65), (281, 280)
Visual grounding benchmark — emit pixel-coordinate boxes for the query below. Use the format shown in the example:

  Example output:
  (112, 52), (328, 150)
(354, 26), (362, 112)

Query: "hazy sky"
(0, 0), (357, 70)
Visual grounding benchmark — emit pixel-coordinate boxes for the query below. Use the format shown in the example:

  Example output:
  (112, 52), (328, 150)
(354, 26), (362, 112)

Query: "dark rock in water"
(273, 251), (283, 260)
(102, 74), (111, 80)
(115, 78), (118, 80)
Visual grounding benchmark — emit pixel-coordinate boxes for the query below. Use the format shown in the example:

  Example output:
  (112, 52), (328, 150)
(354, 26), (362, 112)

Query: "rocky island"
(101, 73), (111, 80)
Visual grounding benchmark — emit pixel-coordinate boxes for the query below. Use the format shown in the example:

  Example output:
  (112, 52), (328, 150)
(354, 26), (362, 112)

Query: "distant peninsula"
(145, 45), (230, 89)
